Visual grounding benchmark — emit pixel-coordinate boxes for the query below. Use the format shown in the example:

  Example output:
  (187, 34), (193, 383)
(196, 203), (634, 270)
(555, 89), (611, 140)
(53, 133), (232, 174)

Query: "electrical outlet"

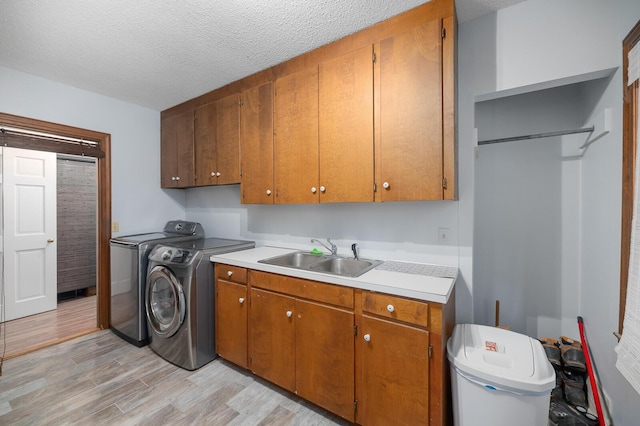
(112, 221), (119, 233)
(438, 227), (449, 244)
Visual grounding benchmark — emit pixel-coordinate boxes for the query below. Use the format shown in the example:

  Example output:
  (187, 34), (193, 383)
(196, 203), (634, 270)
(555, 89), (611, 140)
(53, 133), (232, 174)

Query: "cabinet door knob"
(286, 310), (293, 318)
(382, 181), (390, 189)
(176, 176), (181, 181)
(387, 304), (395, 313)
(171, 176), (176, 181)
(266, 189), (272, 195)
(211, 172), (216, 177)
(363, 334), (371, 342)
(311, 187), (317, 193)
(320, 186), (326, 193)
(216, 172), (221, 177)
(227, 271), (233, 277)
(238, 297), (245, 304)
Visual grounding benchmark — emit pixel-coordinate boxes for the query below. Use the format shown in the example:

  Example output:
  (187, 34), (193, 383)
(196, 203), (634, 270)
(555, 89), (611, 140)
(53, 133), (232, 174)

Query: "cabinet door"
(378, 19), (443, 201)
(273, 67), (319, 204)
(215, 93), (241, 184)
(249, 288), (295, 392)
(295, 299), (355, 422)
(241, 82), (274, 204)
(359, 315), (430, 426)
(319, 45), (374, 203)
(194, 102), (217, 186)
(215, 279), (248, 368)
(161, 110), (194, 188)
(195, 94), (241, 186)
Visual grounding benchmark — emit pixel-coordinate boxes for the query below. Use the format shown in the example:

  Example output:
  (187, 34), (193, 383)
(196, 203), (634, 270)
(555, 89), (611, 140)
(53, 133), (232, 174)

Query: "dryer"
(145, 237), (255, 370)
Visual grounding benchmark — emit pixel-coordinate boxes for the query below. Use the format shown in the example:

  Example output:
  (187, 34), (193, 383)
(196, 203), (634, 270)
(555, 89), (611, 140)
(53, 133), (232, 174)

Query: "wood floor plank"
(0, 330), (348, 426)
(1, 295), (97, 359)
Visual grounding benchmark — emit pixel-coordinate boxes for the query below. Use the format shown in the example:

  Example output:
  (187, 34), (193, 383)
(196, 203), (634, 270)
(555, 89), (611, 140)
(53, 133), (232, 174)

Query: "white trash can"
(447, 324), (555, 426)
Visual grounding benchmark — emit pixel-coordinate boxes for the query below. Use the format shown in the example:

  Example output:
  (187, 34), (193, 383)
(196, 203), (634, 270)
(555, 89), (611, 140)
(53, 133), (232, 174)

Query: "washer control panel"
(149, 245), (194, 265)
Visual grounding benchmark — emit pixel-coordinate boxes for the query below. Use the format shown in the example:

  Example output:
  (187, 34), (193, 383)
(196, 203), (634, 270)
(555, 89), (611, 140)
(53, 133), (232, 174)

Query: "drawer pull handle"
(227, 271), (233, 277)
(387, 304), (395, 313)
(238, 298), (245, 304)
(286, 310), (293, 318)
(363, 334), (371, 342)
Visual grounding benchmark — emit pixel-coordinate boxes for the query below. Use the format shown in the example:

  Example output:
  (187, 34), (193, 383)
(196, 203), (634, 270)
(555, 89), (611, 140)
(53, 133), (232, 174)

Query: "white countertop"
(210, 246), (456, 304)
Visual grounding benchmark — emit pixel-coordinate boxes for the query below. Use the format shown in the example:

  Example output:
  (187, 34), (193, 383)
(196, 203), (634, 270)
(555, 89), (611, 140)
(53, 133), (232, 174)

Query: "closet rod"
(0, 125), (100, 147)
(478, 126), (594, 146)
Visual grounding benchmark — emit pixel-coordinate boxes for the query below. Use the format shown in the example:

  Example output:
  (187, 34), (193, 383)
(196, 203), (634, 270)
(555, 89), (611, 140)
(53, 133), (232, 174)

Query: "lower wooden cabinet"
(359, 315), (430, 426)
(214, 265), (454, 425)
(249, 275), (355, 422)
(215, 265), (249, 369)
(249, 288), (295, 391)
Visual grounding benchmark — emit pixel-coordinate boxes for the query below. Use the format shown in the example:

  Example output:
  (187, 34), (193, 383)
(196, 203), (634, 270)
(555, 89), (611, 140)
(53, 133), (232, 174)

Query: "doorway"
(0, 112), (111, 360)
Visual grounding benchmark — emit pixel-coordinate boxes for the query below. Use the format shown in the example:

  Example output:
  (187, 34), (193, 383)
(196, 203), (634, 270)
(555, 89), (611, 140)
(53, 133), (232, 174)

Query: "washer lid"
(447, 324), (555, 393)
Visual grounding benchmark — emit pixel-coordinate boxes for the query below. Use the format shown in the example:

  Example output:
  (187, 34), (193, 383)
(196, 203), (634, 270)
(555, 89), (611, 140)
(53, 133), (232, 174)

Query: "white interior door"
(2, 147), (57, 321)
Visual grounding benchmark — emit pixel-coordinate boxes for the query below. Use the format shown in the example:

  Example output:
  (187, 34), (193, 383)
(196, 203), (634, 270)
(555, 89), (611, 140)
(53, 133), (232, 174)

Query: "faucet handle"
(351, 243), (359, 260)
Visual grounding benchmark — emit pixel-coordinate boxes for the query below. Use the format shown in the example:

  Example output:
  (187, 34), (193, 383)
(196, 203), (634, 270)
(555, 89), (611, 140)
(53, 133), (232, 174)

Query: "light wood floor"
(1, 295), (98, 360)
(0, 330), (350, 425)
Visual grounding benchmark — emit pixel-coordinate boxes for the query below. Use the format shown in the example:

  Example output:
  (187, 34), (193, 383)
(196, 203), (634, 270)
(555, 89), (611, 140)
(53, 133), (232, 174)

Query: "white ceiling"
(0, 0), (526, 111)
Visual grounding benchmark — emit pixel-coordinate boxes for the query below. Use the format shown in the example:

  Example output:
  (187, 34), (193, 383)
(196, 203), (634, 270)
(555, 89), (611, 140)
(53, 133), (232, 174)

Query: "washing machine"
(109, 220), (205, 347)
(145, 237), (255, 370)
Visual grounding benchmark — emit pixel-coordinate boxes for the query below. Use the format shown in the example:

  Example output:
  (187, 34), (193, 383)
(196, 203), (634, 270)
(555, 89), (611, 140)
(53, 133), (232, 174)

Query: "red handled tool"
(577, 316), (605, 425)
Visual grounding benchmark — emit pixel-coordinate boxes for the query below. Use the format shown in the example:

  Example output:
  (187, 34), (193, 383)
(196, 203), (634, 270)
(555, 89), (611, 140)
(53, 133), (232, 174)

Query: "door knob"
(363, 334), (371, 342)
(47, 238), (54, 243)
(238, 298), (245, 304)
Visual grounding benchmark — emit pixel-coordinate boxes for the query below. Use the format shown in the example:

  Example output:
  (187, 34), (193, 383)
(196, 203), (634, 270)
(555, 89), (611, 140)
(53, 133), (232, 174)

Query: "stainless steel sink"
(308, 257), (382, 277)
(258, 250), (383, 278)
(258, 251), (326, 268)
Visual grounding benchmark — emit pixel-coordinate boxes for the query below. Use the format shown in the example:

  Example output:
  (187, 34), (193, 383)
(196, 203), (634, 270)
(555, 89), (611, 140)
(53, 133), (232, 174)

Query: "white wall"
(184, 185), (460, 266)
(462, 0), (640, 423)
(495, 0), (619, 92)
(0, 65), (186, 235)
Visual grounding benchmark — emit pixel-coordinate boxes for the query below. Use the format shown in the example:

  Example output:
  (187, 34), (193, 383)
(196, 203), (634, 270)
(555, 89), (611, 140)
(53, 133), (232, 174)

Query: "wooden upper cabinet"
(273, 67), (319, 204)
(160, 109), (195, 188)
(194, 93), (241, 186)
(240, 82), (274, 204)
(319, 45), (374, 203)
(377, 19), (444, 201)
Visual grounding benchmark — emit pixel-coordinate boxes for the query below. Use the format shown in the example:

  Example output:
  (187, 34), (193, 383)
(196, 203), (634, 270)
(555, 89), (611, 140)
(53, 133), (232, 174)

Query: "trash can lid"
(447, 324), (555, 394)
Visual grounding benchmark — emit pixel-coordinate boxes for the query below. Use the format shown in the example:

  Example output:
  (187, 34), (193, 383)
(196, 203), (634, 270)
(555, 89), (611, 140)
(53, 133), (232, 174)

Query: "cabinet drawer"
(215, 264), (247, 284)
(362, 291), (428, 328)
(249, 271), (354, 309)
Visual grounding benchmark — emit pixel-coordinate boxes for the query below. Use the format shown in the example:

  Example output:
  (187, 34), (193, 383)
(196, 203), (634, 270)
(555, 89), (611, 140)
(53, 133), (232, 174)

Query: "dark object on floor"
(559, 336), (587, 373)
(549, 400), (598, 426)
(561, 370), (587, 411)
(540, 337), (562, 369)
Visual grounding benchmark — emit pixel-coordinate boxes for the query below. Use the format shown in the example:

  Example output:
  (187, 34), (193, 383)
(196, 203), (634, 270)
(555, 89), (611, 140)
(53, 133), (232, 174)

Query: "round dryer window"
(146, 266), (185, 337)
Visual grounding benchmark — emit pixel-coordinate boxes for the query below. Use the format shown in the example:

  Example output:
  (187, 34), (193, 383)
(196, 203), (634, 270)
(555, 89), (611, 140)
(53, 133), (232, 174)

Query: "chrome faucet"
(351, 243), (359, 260)
(310, 238), (338, 256)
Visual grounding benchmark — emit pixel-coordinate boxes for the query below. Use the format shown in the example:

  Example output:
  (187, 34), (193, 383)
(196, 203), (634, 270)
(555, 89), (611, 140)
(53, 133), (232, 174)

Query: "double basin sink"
(258, 250), (383, 278)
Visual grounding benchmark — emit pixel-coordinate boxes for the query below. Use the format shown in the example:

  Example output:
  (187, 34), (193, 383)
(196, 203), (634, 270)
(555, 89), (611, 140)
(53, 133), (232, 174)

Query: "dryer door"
(146, 265), (186, 338)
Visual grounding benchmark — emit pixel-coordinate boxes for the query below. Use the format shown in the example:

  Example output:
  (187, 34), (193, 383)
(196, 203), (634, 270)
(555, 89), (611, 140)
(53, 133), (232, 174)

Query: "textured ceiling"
(0, 0), (526, 111)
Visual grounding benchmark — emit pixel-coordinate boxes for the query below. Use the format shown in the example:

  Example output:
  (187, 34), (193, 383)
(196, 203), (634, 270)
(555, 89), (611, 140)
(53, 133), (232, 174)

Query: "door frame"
(0, 112), (111, 330)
